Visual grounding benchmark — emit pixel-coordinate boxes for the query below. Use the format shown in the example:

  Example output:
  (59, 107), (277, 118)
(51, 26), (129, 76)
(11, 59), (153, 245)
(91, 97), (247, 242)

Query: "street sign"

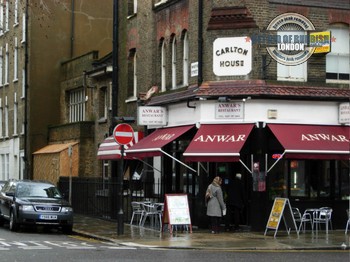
(113, 123), (134, 145)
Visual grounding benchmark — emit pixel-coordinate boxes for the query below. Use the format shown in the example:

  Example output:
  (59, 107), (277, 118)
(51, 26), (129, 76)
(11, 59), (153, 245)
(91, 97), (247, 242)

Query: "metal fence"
(58, 177), (162, 222)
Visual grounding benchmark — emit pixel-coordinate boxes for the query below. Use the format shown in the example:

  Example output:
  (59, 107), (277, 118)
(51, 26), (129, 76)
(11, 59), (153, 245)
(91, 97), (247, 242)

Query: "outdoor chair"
(313, 207), (333, 234)
(298, 209), (314, 233)
(345, 209), (350, 234)
(140, 202), (163, 231)
(130, 201), (145, 226)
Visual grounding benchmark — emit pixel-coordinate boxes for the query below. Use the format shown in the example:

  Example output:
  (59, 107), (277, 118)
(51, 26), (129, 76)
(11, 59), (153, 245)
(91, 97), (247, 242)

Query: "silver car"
(0, 180), (73, 233)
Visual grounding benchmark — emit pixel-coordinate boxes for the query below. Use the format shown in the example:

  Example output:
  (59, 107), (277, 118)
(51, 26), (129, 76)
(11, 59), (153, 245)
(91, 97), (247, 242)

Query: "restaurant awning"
(125, 125), (194, 158)
(97, 132), (143, 160)
(183, 124), (254, 162)
(268, 124), (350, 160)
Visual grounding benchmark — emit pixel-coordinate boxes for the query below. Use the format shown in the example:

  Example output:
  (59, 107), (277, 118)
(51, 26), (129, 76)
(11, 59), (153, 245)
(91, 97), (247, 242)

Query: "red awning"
(97, 132), (143, 160)
(268, 124), (350, 160)
(125, 125), (194, 158)
(183, 124), (254, 162)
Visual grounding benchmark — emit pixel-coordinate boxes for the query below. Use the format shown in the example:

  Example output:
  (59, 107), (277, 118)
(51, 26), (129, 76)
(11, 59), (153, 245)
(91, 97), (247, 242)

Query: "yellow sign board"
(310, 31), (331, 54)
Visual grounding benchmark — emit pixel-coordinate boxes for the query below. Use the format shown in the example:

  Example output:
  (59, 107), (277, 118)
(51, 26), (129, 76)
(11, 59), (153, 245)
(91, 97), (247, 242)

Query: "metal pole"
(117, 145), (124, 235)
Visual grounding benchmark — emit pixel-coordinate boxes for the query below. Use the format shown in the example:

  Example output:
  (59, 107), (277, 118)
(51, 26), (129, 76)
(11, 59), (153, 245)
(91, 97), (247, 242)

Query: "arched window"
(171, 35), (177, 89)
(161, 39), (166, 92)
(182, 31), (189, 87)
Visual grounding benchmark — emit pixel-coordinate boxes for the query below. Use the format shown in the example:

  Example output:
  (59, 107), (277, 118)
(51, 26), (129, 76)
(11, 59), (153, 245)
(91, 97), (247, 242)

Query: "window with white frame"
(161, 39), (166, 92)
(5, 0), (8, 32)
(0, 3), (3, 35)
(21, 68), (25, 98)
(4, 96), (8, 137)
(14, 0), (19, 26)
(0, 47), (3, 86)
(171, 36), (177, 89)
(182, 31), (189, 86)
(127, 49), (137, 100)
(13, 93), (17, 135)
(13, 37), (18, 81)
(326, 25), (350, 83)
(4, 43), (8, 85)
(0, 99), (2, 138)
(21, 13), (26, 43)
(69, 88), (85, 122)
(127, 0), (137, 17)
(277, 31), (307, 82)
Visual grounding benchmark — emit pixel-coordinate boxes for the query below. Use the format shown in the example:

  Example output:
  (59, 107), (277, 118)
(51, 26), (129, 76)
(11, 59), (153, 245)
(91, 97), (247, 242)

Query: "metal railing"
(58, 177), (162, 222)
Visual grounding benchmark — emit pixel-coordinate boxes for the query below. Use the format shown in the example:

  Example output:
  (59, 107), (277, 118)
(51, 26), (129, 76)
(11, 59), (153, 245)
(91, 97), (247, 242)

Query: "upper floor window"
(171, 36), (177, 89)
(161, 39), (166, 92)
(326, 25), (350, 83)
(99, 86), (108, 121)
(182, 31), (189, 87)
(69, 88), (85, 122)
(21, 13), (26, 43)
(277, 31), (307, 82)
(4, 0), (9, 32)
(127, 0), (137, 17)
(126, 49), (137, 101)
(13, 0), (19, 26)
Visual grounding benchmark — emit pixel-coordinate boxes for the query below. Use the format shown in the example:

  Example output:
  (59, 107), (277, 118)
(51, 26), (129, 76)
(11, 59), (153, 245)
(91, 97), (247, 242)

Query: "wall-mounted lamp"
(218, 96), (230, 102)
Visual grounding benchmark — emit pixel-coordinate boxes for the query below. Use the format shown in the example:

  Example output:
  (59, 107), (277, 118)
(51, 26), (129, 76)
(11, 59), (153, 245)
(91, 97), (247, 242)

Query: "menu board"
(162, 194), (192, 234)
(264, 197), (298, 237)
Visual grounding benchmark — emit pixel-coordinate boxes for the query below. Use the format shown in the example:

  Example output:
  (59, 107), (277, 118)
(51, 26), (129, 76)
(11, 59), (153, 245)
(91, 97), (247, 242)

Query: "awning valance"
(125, 125), (194, 158)
(268, 124), (350, 160)
(183, 124), (254, 162)
(97, 132), (143, 160)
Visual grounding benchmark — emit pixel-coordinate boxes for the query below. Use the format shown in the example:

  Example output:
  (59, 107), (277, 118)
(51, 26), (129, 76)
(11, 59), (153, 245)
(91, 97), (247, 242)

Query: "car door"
(1, 182), (16, 220)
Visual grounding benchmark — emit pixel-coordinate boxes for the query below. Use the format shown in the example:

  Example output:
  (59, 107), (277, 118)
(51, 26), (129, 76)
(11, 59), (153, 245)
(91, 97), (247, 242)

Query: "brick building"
(118, 0), (350, 230)
(0, 0), (113, 182)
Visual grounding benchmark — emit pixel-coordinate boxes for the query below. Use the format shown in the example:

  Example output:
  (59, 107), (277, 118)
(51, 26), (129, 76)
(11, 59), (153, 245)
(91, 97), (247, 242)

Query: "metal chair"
(130, 201), (145, 226)
(140, 202), (163, 230)
(298, 208), (313, 233)
(292, 207), (302, 229)
(345, 209), (350, 234)
(313, 207), (333, 234)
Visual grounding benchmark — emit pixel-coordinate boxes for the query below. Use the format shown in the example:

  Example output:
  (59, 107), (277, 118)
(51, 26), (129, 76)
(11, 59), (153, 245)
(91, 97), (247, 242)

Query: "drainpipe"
(70, 0), (75, 58)
(198, 0), (203, 86)
(23, 0), (29, 179)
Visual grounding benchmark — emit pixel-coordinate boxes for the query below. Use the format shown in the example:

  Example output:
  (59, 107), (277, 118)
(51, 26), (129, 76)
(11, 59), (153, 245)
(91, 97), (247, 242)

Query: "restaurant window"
(269, 159), (349, 200)
(289, 160), (307, 198)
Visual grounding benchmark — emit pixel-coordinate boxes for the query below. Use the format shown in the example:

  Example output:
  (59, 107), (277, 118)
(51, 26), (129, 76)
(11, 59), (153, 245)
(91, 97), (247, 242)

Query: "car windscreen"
(16, 183), (62, 198)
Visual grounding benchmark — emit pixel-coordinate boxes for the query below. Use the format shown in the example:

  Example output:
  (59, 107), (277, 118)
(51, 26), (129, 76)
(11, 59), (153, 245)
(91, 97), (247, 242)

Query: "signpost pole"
(117, 145), (124, 235)
(113, 122), (134, 235)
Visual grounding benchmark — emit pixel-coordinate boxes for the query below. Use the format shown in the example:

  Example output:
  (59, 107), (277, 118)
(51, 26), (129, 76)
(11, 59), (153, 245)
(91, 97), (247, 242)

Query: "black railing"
(58, 177), (162, 222)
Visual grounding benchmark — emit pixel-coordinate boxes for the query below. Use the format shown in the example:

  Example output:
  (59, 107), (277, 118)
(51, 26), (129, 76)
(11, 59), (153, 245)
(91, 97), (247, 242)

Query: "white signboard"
(213, 37), (252, 76)
(138, 106), (167, 126)
(191, 62), (198, 77)
(339, 102), (350, 124)
(215, 102), (243, 119)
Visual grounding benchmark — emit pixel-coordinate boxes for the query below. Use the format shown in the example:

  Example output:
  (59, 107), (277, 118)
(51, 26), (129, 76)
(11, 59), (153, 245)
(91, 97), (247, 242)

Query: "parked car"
(0, 181), (6, 191)
(0, 180), (73, 233)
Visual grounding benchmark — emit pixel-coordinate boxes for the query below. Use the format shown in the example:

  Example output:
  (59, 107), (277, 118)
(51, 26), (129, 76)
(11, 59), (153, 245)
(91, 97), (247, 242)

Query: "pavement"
(72, 214), (350, 251)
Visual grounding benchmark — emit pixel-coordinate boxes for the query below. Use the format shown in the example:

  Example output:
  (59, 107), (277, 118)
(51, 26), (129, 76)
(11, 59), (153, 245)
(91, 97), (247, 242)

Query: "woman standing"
(206, 176), (226, 233)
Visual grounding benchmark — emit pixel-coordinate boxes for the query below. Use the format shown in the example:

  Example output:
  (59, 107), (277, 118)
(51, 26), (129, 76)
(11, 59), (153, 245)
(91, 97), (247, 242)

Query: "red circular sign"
(113, 123), (134, 145)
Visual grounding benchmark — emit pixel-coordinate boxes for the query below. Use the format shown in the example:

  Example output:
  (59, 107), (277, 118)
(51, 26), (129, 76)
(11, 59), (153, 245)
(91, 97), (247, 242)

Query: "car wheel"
(9, 212), (18, 232)
(62, 225), (73, 234)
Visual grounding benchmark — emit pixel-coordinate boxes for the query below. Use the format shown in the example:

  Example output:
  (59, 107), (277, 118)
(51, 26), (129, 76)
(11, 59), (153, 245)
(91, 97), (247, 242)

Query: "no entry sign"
(113, 123), (134, 145)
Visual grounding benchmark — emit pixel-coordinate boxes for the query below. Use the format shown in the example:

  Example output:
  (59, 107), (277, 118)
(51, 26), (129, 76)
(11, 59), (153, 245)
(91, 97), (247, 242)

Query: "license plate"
(39, 215), (57, 220)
